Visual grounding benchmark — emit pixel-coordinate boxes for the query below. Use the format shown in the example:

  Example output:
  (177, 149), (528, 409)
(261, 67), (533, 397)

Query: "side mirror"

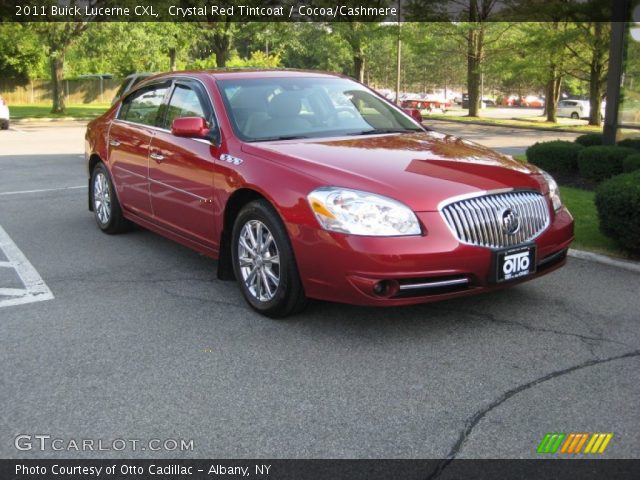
(171, 117), (211, 139)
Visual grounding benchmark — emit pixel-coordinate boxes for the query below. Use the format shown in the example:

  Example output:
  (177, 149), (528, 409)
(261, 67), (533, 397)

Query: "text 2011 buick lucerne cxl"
(85, 70), (574, 317)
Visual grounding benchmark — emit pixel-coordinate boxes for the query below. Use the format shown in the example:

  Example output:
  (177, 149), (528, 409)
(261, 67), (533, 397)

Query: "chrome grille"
(440, 191), (550, 248)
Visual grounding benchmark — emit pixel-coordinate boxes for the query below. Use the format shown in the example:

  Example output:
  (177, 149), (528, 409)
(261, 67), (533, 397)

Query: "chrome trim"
(439, 190), (550, 249)
(399, 278), (469, 291)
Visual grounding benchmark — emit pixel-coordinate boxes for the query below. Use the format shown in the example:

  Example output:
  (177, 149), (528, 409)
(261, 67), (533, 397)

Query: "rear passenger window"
(164, 85), (207, 128)
(118, 86), (168, 127)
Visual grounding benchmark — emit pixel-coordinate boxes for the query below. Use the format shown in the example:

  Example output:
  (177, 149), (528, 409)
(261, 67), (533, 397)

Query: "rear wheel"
(231, 200), (306, 318)
(571, 112), (579, 119)
(90, 163), (130, 234)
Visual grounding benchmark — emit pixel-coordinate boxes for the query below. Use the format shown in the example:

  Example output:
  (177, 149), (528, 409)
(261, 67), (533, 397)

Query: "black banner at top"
(0, 0), (631, 23)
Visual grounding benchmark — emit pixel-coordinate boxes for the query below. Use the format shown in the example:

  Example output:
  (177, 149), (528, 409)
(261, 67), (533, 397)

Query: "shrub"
(617, 137), (640, 151)
(575, 133), (603, 147)
(595, 171), (640, 252)
(623, 153), (640, 173)
(525, 141), (583, 176)
(577, 146), (636, 182)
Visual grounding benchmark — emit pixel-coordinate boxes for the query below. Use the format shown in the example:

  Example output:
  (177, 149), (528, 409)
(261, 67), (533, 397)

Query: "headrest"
(267, 93), (302, 118)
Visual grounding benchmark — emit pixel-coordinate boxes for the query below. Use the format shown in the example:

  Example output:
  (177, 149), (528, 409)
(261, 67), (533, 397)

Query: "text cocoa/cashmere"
(16, 463), (271, 476)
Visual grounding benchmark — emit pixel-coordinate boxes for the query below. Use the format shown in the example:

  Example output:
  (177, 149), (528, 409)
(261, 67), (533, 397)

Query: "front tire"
(231, 200), (306, 318)
(90, 163), (130, 234)
(0, 120), (8, 130)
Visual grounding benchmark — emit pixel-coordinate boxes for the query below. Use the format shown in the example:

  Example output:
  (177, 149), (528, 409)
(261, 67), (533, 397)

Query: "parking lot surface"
(0, 123), (638, 459)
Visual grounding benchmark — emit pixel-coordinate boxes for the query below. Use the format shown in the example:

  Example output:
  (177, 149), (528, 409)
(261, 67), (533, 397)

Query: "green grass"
(10, 104), (110, 120)
(428, 114), (602, 133)
(559, 186), (625, 257)
(514, 153), (625, 257)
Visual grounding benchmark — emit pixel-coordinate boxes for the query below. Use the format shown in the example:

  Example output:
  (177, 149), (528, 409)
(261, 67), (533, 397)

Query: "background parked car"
(0, 96), (9, 130)
(111, 72), (156, 104)
(523, 95), (545, 108)
(557, 99), (590, 119)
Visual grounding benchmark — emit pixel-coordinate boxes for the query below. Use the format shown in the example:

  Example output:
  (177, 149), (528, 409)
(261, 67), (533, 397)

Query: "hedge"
(525, 141), (583, 176)
(623, 154), (640, 173)
(617, 137), (640, 151)
(595, 170), (640, 252)
(575, 133), (603, 147)
(577, 146), (636, 182)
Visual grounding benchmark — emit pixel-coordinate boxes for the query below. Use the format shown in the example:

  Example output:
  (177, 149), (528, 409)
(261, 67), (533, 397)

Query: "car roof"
(142, 69), (349, 82)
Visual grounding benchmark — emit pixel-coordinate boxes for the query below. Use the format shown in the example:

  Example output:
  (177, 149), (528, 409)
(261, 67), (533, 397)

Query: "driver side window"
(164, 85), (207, 129)
(118, 85), (168, 127)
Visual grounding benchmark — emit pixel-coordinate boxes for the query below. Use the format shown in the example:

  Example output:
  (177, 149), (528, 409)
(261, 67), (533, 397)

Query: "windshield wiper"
(347, 128), (422, 136)
(253, 135), (310, 142)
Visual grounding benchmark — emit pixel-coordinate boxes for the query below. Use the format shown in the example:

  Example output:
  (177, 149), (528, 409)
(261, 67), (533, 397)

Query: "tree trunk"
(354, 52), (365, 83)
(545, 65), (562, 123)
(588, 64), (603, 125)
(467, 27), (482, 117)
(169, 48), (177, 71)
(50, 52), (65, 114)
(588, 22), (606, 126)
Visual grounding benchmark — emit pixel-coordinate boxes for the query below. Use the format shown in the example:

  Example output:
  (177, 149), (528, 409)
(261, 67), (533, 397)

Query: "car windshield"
(218, 77), (423, 142)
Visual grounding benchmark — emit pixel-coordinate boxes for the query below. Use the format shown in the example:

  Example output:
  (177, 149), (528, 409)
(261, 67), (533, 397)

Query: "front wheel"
(231, 200), (306, 318)
(90, 163), (130, 234)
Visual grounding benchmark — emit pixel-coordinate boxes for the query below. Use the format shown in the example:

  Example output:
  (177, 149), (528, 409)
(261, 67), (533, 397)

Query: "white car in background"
(558, 99), (590, 119)
(0, 96), (9, 130)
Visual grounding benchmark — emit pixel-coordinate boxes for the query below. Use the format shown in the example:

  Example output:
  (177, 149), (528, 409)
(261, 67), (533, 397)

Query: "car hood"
(241, 131), (544, 211)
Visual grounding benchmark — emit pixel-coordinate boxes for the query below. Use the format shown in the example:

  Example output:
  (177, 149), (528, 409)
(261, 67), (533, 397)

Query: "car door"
(109, 82), (170, 218)
(148, 79), (219, 246)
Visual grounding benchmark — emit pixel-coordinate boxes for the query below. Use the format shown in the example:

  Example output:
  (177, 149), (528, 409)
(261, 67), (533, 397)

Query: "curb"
(568, 249), (640, 274)
(13, 117), (92, 124)
(426, 117), (591, 134)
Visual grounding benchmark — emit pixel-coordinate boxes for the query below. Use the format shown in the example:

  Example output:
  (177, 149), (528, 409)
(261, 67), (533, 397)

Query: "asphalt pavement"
(0, 122), (638, 461)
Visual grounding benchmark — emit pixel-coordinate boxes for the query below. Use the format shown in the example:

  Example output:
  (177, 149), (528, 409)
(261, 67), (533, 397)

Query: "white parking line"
(0, 185), (85, 196)
(0, 225), (54, 308)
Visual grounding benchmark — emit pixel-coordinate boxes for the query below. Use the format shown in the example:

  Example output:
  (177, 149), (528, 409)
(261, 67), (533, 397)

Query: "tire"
(571, 112), (579, 119)
(0, 120), (8, 130)
(231, 200), (306, 318)
(90, 163), (130, 234)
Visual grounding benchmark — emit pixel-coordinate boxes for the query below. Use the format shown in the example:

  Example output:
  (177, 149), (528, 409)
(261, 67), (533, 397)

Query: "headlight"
(540, 170), (562, 211)
(307, 187), (421, 236)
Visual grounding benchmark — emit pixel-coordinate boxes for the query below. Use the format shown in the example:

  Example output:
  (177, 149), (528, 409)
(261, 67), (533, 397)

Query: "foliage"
(595, 171), (640, 252)
(226, 51), (281, 69)
(617, 137), (640, 151)
(526, 141), (583, 175)
(577, 146), (636, 182)
(560, 186), (621, 257)
(622, 154), (640, 173)
(574, 133), (603, 147)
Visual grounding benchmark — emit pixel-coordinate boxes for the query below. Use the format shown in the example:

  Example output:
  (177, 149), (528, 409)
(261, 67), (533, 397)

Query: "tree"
(0, 23), (46, 83)
(34, 21), (92, 113)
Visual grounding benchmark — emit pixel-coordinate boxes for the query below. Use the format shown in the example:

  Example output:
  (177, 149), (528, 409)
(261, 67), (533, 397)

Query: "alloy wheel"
(237, 220), (280, 302)
(93, 172), (112, 225)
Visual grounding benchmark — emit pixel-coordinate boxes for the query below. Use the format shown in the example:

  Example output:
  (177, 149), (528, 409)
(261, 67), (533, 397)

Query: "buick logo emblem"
(500, 208), (520, 235)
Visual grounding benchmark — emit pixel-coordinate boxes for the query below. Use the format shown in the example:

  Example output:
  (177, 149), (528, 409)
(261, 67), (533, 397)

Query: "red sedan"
(85, 70), (574, 317)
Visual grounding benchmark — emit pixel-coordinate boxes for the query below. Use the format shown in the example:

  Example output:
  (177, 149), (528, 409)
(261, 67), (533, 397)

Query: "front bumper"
(292, 207), (574, 306)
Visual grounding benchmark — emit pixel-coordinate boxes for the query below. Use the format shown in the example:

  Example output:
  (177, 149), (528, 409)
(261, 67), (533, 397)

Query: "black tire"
(571, 112), (579, 119)
(231, 200), (306, 318)
(0, 120), (8, 130)
(90, 163), (130, 234)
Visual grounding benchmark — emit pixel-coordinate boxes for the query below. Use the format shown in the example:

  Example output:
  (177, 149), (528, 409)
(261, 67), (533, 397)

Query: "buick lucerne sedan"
(85, 70), (574, 317)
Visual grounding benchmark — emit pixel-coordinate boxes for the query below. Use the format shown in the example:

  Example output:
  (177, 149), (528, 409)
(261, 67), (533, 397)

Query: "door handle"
(109, 138), (121, 147)
(150, 152), (165, 162)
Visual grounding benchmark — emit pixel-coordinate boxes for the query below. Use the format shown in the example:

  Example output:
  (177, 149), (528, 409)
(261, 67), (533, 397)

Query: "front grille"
(440, 190), (550, 248)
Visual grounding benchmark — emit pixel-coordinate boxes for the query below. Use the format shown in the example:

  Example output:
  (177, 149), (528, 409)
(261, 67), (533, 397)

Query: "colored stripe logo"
(537, 433), (613, 454)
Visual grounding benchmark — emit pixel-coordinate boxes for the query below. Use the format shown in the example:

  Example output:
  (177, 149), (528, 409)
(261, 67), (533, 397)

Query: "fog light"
(372, 280), (399, 297)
